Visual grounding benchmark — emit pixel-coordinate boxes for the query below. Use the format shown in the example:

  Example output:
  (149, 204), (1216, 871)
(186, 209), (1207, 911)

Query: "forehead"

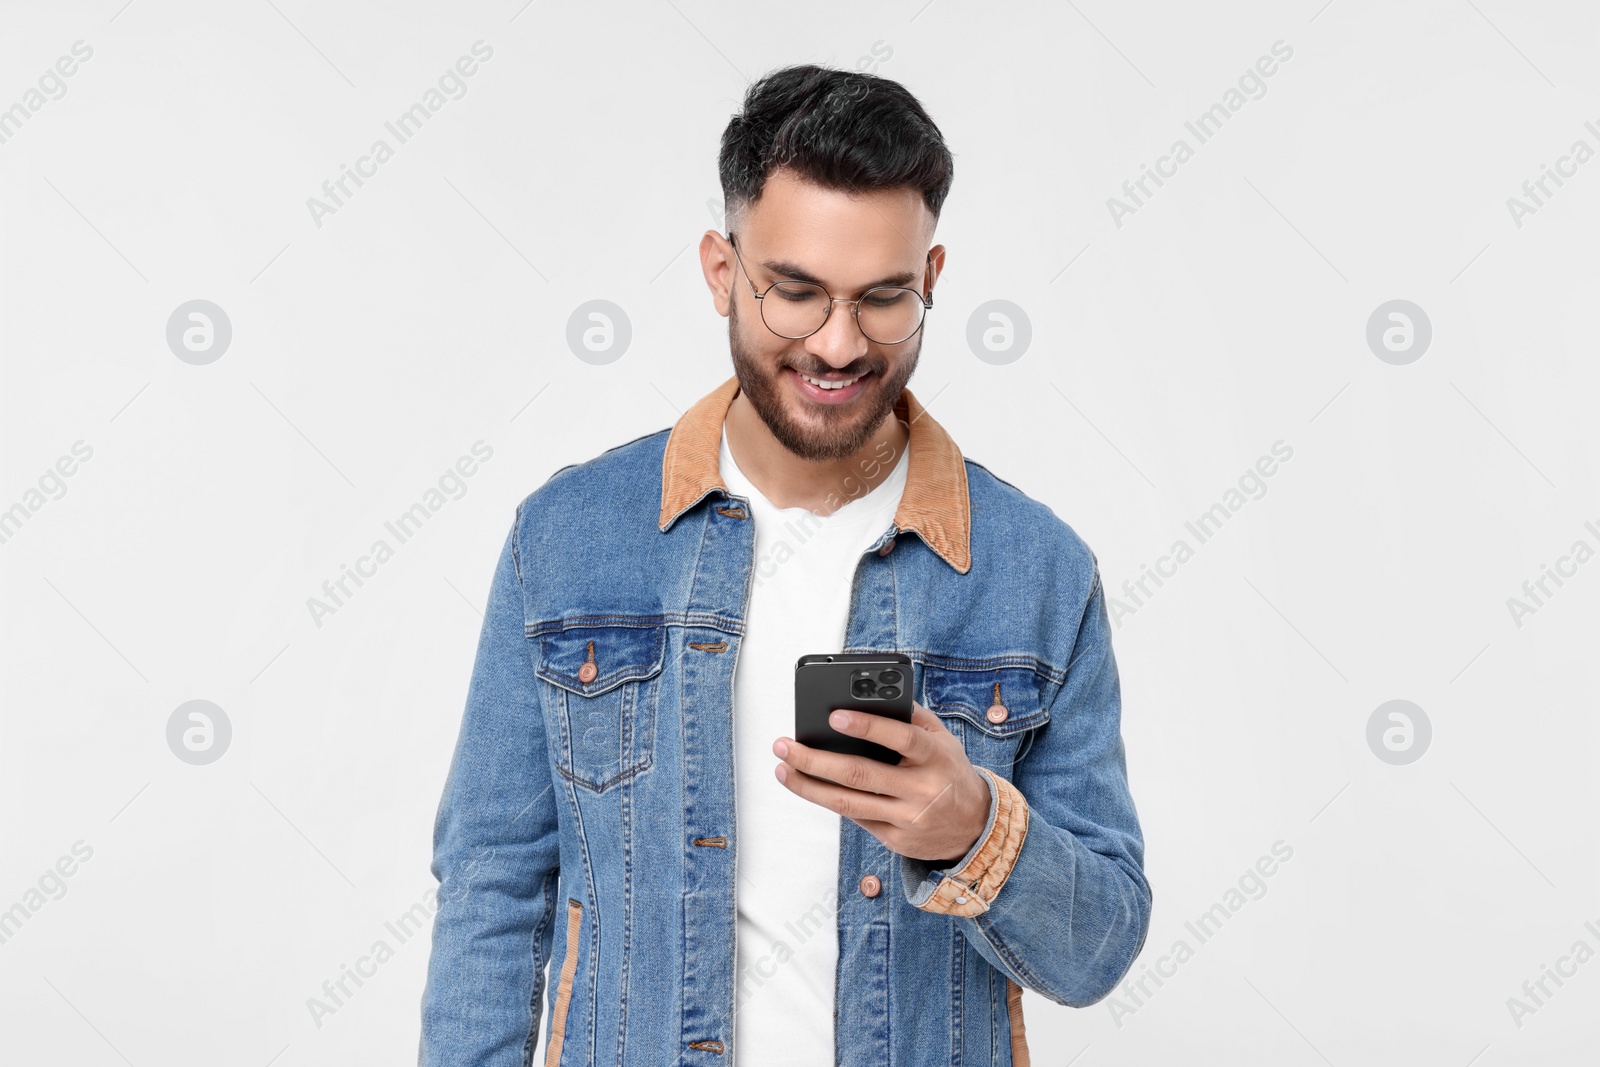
(740, 169), (933, 285)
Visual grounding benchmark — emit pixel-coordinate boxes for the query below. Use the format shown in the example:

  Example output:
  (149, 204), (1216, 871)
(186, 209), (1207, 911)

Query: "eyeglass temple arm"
(726, 232), (764, 299)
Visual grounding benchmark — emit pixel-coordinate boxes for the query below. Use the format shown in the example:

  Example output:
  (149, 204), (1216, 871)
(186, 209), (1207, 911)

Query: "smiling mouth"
(795, 369), (868, 391)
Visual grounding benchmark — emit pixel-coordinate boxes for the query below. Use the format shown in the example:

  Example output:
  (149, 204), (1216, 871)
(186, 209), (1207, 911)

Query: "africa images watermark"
(305, 41), (494, 229)
(1504, 116), (1600, 229)
(0, 40), (94, 148)
(306, 882), (443, 1028)
(0, 439), (94, 547)
(305, 440), (495, 628)
(1504, 518), (1600, 629)
(0, 840), (95, 948)
(1109, 440), (1295, 626)
(1105, 839), (1295, 1027)
(746, 435), (903, 592)
(1106, 39), (1295, 229)
(734, 882), (841, 1022)
(305, 840), (506, 1029)
(1504, 918), (1600, 1030)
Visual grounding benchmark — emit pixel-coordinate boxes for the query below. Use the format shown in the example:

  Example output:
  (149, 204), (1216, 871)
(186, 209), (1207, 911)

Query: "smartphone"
(795, 653), (914, 768)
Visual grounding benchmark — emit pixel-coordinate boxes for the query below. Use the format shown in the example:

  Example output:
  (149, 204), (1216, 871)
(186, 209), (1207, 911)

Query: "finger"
(775, 759), (904, 823)
(910, 701), (946, 733)
(776, 736), (899, 799)
(830, 707), (932, 763)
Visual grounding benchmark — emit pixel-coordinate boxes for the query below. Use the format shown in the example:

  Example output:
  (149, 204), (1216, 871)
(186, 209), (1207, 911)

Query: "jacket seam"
(895, 650), (1069, 682)
(617, 761), (635, 1065)
(521, 867), (561, 1067)
(512, 498), (526, 590)
(566, 770), (600, 1063)
(526, 611), (745, 637)
(974, 911), (1067, 1006)
(949, 920), (964, 1064)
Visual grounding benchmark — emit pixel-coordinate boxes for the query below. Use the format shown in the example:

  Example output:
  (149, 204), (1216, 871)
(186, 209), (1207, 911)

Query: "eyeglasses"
(727, 232), (934, 345)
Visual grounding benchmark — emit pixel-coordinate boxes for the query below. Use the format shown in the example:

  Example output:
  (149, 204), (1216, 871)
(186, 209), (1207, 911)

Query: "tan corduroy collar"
(657, 374), (971, 573)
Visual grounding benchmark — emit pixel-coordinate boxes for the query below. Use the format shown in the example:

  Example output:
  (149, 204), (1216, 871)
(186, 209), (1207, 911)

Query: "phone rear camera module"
(878, 686), (900, 699)
(851, 678), (877, 698)
(879, 669), (902, 685)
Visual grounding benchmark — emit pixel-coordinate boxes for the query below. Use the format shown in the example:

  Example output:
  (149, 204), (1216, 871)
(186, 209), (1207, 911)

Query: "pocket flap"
(533, 622), (667, 697)
(923, 663), (1050, 738)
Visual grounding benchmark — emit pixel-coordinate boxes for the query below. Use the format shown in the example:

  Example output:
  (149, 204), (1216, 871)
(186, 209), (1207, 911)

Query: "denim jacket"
(419, 375), (1151, 1066)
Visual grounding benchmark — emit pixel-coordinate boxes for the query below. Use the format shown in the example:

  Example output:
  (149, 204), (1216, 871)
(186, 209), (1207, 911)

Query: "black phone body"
(795, 653), (914, 768)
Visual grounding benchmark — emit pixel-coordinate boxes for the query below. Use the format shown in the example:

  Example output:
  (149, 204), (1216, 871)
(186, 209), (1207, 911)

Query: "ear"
(924, 242), (947, 298)
(699, 230), (734, 317)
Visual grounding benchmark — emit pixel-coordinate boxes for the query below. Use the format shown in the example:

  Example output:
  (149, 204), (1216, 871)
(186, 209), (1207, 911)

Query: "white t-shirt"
(720, 421), (908, 1065)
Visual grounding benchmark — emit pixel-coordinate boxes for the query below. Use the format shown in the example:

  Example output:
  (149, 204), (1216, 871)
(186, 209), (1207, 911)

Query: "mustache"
(784, 363), (879, 378)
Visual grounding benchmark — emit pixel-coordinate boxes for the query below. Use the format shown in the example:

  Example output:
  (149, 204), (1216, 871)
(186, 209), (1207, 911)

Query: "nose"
(804, 297), (870, 368)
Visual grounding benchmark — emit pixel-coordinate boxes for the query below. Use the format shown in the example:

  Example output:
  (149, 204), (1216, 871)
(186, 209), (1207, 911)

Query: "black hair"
(717, 64), (954, 231)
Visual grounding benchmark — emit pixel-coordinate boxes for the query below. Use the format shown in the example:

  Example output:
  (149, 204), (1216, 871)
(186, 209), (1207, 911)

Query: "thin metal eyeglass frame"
(726, 232), (934, 345)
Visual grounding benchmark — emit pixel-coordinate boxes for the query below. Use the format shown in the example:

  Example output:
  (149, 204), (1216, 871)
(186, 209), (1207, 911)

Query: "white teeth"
(800, 372), (862, 390)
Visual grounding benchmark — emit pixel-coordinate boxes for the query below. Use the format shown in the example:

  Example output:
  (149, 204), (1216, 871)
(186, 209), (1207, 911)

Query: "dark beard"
(726, 294), (920, 463)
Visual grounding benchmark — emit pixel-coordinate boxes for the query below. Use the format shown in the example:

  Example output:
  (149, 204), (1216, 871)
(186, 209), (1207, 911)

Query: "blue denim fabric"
(419, 393), (1150, 1065)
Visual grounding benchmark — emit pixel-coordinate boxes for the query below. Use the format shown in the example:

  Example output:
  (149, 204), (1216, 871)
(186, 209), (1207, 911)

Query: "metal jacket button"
(859, 874), (881, 897)
(986, 703), (1009, 724)
(877, 538), (895, 556)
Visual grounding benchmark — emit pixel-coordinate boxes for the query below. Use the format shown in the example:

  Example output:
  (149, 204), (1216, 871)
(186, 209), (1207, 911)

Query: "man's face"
(715, 168), (943, 463)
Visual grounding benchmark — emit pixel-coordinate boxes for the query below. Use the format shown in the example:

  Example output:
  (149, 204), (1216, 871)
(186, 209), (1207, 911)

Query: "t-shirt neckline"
(719, 423), (907, 528)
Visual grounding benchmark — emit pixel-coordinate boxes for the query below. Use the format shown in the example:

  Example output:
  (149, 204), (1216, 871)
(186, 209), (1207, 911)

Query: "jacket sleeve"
(899, 563), (1151, 1006)
(419, 503), (564, 1064)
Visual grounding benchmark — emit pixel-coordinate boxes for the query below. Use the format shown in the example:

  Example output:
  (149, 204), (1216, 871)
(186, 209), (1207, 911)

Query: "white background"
(2, 1), (1596, 1064)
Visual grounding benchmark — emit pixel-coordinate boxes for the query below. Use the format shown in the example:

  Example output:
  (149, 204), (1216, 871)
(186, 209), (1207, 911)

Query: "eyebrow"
(758, 256), (922, 292)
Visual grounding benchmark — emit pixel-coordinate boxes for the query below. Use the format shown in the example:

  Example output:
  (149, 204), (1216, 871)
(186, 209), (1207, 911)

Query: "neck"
(724, 392), (908, 516)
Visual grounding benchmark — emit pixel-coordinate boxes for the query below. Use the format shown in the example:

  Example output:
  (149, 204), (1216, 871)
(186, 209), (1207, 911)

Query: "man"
(420, 64), (1149, 1067)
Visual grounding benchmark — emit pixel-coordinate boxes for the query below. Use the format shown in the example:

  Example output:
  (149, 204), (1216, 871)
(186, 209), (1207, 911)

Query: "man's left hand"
(772, 701), (990, 866)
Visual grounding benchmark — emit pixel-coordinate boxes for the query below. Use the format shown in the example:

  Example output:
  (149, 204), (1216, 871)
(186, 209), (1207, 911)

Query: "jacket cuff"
(900, 766), (1030, 916)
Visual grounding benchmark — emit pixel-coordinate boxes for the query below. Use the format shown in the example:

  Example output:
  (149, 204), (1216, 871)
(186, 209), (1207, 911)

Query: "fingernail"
(773, 739), (788, 758)
(830, 710), (849, 729)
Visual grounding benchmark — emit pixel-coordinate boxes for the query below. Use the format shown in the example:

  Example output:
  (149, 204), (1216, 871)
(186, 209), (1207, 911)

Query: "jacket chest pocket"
(534, 622), (667, 794)
(922, 663), (1051, 775)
